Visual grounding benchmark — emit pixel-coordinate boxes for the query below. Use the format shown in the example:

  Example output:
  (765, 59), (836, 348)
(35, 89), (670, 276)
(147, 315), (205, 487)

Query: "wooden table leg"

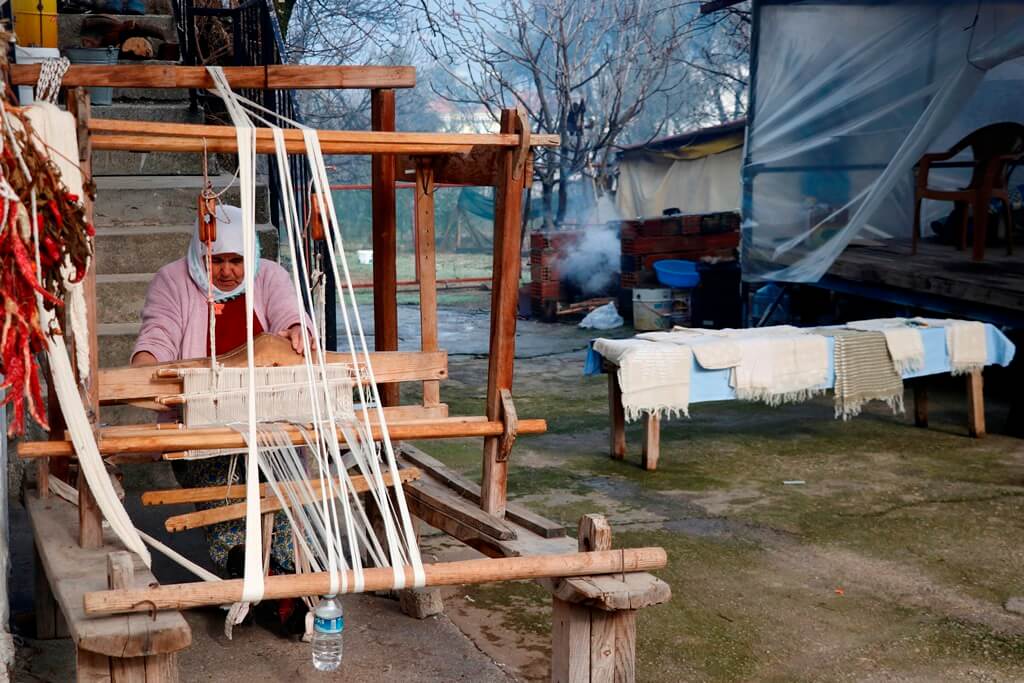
(967, 369), (986, 438)
(913, 381), (929, 428)
(641, 413), (660, 471)
(608, 370), (626, 460)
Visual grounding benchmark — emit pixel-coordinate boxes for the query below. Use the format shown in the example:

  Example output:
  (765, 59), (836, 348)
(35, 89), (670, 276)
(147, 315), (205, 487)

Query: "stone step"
(97, 322), (140, 367)
(93, 175), (270, 228)
(95, 221), (279, 275)
(58, 14), (175, 50)
(96, 272), (154, 325)
(93, 147), (209, 176)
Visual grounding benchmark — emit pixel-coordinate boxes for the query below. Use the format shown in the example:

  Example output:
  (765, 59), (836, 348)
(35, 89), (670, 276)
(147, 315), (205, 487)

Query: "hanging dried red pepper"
(0, 89), (95, 436)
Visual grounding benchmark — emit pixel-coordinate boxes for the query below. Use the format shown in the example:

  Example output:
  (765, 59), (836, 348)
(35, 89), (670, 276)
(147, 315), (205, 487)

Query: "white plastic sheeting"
(743, 1), (1024, 282)
(617, 146), (743, 219)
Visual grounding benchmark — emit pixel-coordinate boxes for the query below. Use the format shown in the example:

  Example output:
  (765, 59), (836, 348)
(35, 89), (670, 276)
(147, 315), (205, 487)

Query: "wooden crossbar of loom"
(161, 468), (424, 533)
(19, 417), (548, 457)
(83, 548), (668, 616)
(140, 468), (421, 506)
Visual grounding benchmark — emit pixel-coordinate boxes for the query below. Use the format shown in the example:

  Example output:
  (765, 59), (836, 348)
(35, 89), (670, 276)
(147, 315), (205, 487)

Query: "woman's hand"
(280, 323), (309, 355)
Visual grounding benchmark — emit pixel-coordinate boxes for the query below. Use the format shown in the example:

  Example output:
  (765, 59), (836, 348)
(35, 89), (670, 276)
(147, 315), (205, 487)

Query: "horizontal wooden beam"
(99, 348), (449, 404)
(9, 64), (416, 89)
(91, 134), (479, 156)
(89, 119), (560, 149)
(142, 467), (421, 506)
(162, 468), (423, 532)
(83, 548), (668, 615)
(18, 416), (548, 457)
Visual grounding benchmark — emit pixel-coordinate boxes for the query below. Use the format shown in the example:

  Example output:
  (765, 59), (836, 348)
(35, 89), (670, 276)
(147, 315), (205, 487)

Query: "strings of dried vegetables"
(0, 87), (95, 436)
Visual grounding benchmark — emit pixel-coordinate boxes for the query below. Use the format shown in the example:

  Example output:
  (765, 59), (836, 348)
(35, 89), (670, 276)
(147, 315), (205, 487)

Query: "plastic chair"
(913, 121), (1024, 261)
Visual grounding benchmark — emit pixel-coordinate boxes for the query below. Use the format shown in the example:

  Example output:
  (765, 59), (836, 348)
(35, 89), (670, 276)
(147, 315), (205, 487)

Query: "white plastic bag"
(578, 302), (623, 330)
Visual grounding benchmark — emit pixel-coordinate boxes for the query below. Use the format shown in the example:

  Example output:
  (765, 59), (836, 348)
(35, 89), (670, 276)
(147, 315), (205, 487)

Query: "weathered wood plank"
(551, 598), (590, 683)
(405, 476), (518, 541)
(27, 491), (191, 657)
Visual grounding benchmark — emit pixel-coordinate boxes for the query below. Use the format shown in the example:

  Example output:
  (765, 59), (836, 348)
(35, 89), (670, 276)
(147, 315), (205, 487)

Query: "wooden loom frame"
(10, 64), (671, 682)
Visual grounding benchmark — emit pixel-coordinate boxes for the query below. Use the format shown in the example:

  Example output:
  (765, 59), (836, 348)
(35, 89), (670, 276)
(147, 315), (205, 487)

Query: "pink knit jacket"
(131, 257), (306, 363)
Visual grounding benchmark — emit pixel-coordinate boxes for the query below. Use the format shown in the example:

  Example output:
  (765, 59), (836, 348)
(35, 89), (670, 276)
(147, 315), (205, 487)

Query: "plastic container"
(311, 595), (344, 671)
(13, 46), (60, 104)
(653, 259), (700, 289)
(356, 249), (373, 265)
(14, 0), (57, 48)
(63, 47), (119, 105)
(632, 288), (673, 331)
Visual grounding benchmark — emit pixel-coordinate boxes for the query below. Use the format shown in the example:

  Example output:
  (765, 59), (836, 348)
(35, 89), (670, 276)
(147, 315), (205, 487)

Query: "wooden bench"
(28, 490), (191, 682)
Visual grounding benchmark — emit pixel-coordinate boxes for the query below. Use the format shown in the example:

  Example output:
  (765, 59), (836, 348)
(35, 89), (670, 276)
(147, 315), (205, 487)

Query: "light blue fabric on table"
(584, 324), (1016, 405)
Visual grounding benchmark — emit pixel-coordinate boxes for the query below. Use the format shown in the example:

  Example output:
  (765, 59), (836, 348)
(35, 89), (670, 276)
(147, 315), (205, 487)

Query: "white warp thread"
(205, 69), (424, 598)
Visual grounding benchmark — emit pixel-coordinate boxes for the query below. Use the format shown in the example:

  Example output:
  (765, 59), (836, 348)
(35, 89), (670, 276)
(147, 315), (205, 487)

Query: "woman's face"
(211, 253), (244, 291)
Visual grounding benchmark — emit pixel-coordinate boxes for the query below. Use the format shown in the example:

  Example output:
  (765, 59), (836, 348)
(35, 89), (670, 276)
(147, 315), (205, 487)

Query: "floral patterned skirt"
(172, 456), (294, 574)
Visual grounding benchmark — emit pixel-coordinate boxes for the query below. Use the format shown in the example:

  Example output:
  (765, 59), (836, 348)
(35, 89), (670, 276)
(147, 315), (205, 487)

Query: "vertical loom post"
(551, 515), (638, 683)
(414, 158), (440, 408)
(481, 110), (526, 517)
(67, 87), (103, 549)
(371, 89), (399, 407)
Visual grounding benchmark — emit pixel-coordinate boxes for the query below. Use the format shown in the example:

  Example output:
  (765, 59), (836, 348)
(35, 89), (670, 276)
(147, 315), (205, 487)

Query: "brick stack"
(618, 211), (741, 319)
(529, 230), (582, 321)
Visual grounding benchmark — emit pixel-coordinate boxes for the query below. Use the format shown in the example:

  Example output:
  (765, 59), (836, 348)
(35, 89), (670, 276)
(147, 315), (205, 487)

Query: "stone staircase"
(57, 2), (275, 385)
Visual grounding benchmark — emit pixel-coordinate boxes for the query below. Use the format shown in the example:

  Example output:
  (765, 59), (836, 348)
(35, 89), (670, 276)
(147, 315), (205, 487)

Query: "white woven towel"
(945, 320), (987, 375)
(847, 318), (925, 374)
(636, 329), (741, 370)
(730, 333), (829, 405)
(594, 338), (693, 421)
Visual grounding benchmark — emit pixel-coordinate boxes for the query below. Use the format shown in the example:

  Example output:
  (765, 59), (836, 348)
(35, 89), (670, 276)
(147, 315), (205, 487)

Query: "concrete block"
(399, 587), (445, 619)
(94, 176), (270, 227)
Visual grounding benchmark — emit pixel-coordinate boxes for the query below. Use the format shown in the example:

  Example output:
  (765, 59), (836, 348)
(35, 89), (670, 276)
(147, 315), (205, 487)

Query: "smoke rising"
(559, 194), (621, 296)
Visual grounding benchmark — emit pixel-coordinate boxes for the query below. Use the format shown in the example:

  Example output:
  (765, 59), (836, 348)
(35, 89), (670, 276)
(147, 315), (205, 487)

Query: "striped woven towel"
(831, 329), (904, 420)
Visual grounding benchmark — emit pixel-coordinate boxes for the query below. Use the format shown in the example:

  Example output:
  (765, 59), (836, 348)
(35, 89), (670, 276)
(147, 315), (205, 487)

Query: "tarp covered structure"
(617, 120), (745, 219)
(743, 0), (1024, 282)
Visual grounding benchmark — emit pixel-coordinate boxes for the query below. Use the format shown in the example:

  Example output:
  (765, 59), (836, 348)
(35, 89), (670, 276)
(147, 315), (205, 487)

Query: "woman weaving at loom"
(130, 203), (309, 596)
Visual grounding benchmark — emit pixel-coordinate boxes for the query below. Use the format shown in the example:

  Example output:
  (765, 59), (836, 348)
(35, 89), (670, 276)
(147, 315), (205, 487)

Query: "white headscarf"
(186, 203), (261, 301)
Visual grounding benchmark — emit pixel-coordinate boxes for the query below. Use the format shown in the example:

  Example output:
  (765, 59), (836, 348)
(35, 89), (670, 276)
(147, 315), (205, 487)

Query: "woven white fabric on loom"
(729, 332), (829, 405)
(180, 365), (356, 427)
(593, 338), (692, 421)
(846, 318), (925, 374)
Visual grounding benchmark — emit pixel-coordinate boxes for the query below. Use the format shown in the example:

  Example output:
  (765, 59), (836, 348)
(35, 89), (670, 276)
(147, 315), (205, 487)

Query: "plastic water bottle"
(311, 595), (344, 671)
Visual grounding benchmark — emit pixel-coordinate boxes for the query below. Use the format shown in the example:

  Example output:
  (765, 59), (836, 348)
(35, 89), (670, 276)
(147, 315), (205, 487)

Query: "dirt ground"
(11, 291), (1024, 681)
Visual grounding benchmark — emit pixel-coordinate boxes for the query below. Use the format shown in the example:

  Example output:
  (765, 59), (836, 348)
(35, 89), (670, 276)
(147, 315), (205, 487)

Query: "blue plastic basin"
(653, 259), (700, 289)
